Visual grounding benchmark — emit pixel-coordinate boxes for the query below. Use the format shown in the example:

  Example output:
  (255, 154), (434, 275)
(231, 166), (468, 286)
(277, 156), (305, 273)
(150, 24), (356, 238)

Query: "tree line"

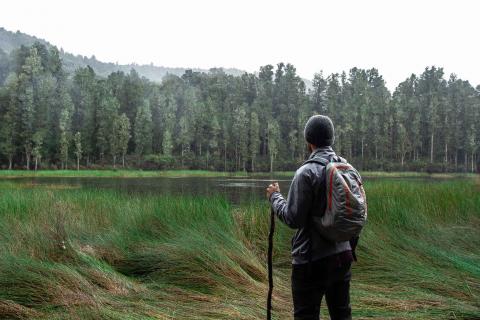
(0, 43), (478, 172)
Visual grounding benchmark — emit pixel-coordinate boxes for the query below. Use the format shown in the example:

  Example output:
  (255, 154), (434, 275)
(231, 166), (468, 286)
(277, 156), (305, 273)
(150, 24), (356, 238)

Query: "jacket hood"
(308, 146), (335, 161)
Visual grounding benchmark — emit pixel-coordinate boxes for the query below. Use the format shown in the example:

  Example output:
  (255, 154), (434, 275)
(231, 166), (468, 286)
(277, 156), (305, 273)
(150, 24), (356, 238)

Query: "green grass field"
(0, 177), (479, 319)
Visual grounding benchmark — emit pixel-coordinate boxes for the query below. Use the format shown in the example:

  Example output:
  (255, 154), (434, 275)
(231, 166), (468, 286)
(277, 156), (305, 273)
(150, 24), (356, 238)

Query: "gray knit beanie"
(304, 115), (335, 147)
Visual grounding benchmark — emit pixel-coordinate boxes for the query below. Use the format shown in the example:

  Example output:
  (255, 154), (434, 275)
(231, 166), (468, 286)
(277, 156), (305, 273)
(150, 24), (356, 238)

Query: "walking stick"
(267, 207), (275, 320)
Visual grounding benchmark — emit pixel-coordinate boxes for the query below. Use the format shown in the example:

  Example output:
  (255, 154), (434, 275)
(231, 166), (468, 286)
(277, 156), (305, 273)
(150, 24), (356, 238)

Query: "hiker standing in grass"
(266, 115), (361, 320)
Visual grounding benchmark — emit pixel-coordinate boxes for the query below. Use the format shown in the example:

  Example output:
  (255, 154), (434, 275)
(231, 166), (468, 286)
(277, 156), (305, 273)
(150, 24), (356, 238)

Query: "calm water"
(7, 176), (295, 204)
(5, 174), (461, 204)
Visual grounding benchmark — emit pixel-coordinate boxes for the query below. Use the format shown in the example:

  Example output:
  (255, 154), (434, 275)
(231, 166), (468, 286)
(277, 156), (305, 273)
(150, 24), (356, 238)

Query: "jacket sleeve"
(269, 168), (313, 229)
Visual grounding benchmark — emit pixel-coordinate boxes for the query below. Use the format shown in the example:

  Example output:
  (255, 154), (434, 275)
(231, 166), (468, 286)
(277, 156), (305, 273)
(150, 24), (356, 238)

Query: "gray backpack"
(305, 156), (367, 242)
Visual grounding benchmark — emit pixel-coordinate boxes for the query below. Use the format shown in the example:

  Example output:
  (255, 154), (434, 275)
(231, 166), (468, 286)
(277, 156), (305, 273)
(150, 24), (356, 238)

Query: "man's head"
(304, 115), (334, 151)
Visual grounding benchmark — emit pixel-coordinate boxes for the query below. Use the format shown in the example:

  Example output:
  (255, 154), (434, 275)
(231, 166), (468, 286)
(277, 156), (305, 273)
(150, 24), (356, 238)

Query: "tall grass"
(0, 178), (478, 319)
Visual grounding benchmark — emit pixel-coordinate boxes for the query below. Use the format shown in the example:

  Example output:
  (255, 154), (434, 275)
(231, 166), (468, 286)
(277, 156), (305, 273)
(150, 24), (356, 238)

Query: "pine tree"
(96, 83), (120, 161)
(268, 120), (280, 172)
(0, 74), (18, 169)
(134, 100), (152, 163)
(417, 67), (447, 163)
(249, 111), (260, 171)
(117, 113), (131, 168)
(233, 104), (248, 171)
(110, 111), (131, 168)
(32, 131), (44, 171)
(58, 86), (74, 169)
(74, 132), (82, 170)
(71, 66), (96, 165)
(17, 47), (42, 169)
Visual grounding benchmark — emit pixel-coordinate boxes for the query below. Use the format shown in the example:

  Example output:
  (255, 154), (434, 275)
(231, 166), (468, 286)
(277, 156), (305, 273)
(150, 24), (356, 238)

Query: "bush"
(143, 154), (176, 170)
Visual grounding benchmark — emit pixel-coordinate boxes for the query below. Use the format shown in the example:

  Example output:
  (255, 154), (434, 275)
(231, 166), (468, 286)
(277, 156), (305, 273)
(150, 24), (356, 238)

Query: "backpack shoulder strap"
(332, 155), (347, 164)
(303, 156), (329, 167)
(303, 154), (346, 167)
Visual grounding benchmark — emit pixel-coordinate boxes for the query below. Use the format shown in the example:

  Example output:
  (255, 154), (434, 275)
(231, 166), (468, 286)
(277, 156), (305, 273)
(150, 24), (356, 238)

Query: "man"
(266, 115), (353, 320)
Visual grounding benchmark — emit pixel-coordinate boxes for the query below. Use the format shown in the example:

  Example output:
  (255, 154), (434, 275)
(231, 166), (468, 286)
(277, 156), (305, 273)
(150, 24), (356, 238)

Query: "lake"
(4, 174), (462, 204)
(5, 176), (295, 204)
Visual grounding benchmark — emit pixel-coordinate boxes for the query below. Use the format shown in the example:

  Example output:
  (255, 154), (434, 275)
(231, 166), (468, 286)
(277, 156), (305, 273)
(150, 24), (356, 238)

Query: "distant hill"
(0, 27), (246, 81)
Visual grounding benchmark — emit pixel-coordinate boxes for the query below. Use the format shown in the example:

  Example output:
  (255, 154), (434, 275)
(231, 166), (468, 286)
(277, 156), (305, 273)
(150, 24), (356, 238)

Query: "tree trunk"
(430, 133), (434, 163)
(251, 157), (255, 172)
(476, 153), (478, 173)
(206, 150), (209, 169)
(77, 157), (80, 171)
(8, 157), (12, 170)
(122, 154), (125, 168)
(235, 145), (238, 172)
(34, 157), (38, 171)
(444, 142), (448, 164)
(472, 152), (475, 173)
(113, 155), (116, 169)
(455, 150), (458, 170)
(26, 154), (30, 171)
(181, 144), (184, 168)
(224, 141), (227, 172)
(262, 133), (267, 155)
(401, 150), (405, 167)
(270, 154), (274, 173)
(361, 138), (364, 160)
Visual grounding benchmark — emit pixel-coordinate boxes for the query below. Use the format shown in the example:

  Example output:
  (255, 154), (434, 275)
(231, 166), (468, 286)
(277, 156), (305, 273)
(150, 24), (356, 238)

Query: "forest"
(0, 42), (479, 172)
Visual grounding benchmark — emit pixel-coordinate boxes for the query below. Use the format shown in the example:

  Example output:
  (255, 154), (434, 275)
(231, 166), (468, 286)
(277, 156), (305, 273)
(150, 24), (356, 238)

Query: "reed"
(0, 177), (478, 319)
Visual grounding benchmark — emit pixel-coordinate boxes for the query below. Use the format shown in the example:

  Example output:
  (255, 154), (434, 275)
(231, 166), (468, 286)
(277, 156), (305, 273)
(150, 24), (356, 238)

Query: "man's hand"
(266, 182), (280, 200)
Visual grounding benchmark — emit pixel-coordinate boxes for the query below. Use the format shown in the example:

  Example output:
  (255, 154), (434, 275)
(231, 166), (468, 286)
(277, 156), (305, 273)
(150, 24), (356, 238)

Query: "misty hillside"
(0, 27), (246, 81)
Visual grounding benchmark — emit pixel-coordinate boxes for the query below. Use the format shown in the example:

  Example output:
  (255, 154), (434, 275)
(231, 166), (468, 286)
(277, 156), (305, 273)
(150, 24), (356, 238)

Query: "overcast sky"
(1, 0), (479, 90)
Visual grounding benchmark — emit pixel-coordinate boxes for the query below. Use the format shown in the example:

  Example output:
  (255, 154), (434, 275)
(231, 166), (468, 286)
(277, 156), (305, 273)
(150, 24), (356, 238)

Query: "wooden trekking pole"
(267, 207), (275, 320)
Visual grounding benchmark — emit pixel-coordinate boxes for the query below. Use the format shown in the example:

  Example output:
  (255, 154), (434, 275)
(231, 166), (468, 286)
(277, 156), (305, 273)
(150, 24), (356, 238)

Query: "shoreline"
(0, 169), (478, 179)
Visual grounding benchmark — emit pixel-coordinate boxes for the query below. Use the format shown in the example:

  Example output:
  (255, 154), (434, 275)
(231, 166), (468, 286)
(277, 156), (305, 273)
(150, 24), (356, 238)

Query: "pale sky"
(1, 0), (479, 91)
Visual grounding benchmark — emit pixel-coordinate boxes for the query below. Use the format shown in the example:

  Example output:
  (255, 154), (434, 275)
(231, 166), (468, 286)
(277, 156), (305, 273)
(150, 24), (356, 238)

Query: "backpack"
(304, 155), (367, 242)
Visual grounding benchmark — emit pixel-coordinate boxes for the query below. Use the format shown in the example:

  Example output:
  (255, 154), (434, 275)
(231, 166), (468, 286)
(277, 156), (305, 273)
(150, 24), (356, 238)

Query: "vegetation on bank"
(0, 169), (251, 178)
(0, 178), (478, 319)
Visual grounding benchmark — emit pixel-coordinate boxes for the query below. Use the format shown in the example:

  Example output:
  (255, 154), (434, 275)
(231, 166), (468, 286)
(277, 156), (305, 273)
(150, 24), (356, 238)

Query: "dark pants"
(291, 259), (352, 320)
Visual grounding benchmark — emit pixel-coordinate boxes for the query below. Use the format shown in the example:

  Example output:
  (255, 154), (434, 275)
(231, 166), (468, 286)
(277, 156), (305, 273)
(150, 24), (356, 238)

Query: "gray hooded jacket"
(269, 146), (351, 264)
